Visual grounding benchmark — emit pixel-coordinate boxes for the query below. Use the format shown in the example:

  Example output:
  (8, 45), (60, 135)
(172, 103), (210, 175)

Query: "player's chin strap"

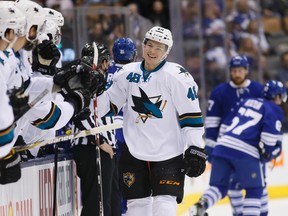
(13, 122), (123, 152)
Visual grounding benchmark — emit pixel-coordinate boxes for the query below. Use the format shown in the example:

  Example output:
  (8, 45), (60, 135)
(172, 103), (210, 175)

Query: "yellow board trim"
(177, 185), (288, 215)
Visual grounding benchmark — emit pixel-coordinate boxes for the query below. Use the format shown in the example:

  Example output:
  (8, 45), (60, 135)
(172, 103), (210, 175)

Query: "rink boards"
(0, 155), (81, 216)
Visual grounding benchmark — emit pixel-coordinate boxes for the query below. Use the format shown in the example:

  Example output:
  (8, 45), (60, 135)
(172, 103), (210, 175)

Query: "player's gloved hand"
(183, 146), (207, 177)
(7, 86), (29, 121)
(72, 107), (91, 124)
(32, 40), (60, 75)
(89, 71), (106, 97)
(60, 88), (91, 115)
(54, 57), (94, 91)
(0, 149), (21, 185)
(260, 141), (282, 162)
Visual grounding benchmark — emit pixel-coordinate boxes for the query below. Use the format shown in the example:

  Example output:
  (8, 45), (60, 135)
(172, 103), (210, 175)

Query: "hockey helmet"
(229, 55), (249, 69)
(263, 80), (287, 102)
(44, 8), (64, 27)
(143, 26), (173, 60)
(41, 20), (61, 45)
(15, 0), (46, 43)
(112, 37), (137, 63)
(0, 1), (26, 44)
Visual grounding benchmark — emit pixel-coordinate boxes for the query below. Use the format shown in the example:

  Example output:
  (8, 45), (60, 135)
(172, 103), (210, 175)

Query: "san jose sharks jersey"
(98, 60), (204, 161)
(2, 49), (30, 90)
(107, 62), (125, 143)
(16, 75), (74, 134)
(205, 80), (263, 148)
(213, 98), (284, 160)
(0, 67), (15, 158)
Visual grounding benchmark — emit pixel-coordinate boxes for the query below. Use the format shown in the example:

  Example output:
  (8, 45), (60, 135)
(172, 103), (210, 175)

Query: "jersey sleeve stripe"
(0, 125), (14, 146)
(32, 102), (61, 129)
(179, 112), (203, 128)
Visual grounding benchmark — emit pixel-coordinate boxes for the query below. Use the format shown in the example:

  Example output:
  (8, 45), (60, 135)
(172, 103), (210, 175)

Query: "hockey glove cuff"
(7, 86), (29, 121)
(60, 88), (91, 115)
(32, 40), (60, 76)
(183, 146), (207, 178)
(0, 149), (21, 185)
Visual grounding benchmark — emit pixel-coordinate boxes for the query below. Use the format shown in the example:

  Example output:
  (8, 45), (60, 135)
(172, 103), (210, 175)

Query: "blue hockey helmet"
(112, 37), (137, 63)
(263, 80), (287, 102)
(229, 55), (249, 69)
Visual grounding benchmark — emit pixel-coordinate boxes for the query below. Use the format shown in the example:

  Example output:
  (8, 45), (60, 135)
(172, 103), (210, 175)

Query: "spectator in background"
(182, 1), (201, 39)
(237, 37), (261, 71)
(185, 53), (201, 85)
(147, 0), (170, 29)
(276, 51), (288, 88)
(239, 20), (270, 55)
(45, 0), (73, 18)
(127, 2), (153, 60)
(274, 50), (288, 133)
(88, 21), (108, 44)
(202, 0), (225, 37)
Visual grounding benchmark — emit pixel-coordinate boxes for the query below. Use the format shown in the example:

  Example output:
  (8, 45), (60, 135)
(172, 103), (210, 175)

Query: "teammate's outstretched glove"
(54, 57), (94, 91)
(89, 71), (106, 97)
(8, 86), (29, 121)
(183, 146), (207, 177)
(60, 88), (90, 115)
(0, 149), (21, 184)
(259, 141), (282, 162)
(32, 40), (60, 75)
(72, 107), (91, 124)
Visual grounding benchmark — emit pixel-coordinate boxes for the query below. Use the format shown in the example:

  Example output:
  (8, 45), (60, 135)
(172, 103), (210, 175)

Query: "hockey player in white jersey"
(0, 1), (28, 184)
(97, 26), (207, 216)
(20, 6), (65, 153)
(11, 0), (91, 136)
(1, 0), (92, 179)
(190, 80), (286, 216)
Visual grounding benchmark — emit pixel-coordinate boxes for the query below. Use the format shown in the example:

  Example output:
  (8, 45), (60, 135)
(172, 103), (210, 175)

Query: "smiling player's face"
(143, 40), (166, 71)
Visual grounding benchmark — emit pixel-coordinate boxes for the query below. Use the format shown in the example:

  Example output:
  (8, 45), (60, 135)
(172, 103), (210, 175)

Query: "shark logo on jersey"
(132, 87), (167, 123)
(178, 66), (190, 77)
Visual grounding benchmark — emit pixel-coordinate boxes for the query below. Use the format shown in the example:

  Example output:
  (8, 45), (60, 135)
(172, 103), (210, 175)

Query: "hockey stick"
(92, 42), (105, 216)
(53, 143), (58, 216)
(13, 122), (123, 152)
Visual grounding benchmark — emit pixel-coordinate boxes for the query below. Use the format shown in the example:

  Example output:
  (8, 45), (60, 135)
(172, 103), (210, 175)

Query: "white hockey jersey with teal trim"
(98, 60), (204, 161)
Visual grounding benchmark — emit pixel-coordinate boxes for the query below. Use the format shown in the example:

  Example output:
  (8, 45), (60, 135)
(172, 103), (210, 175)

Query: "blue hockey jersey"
(205, 80), (263, 147)
(213, 98), (284, 159)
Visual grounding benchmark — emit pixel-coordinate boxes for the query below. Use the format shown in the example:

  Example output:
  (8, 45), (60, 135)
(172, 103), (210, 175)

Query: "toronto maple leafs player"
(109, 37), (138, 215)
(203, 55), (265, 215)
(190, 80), (286, 216)
(97, 26), (207, 216)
